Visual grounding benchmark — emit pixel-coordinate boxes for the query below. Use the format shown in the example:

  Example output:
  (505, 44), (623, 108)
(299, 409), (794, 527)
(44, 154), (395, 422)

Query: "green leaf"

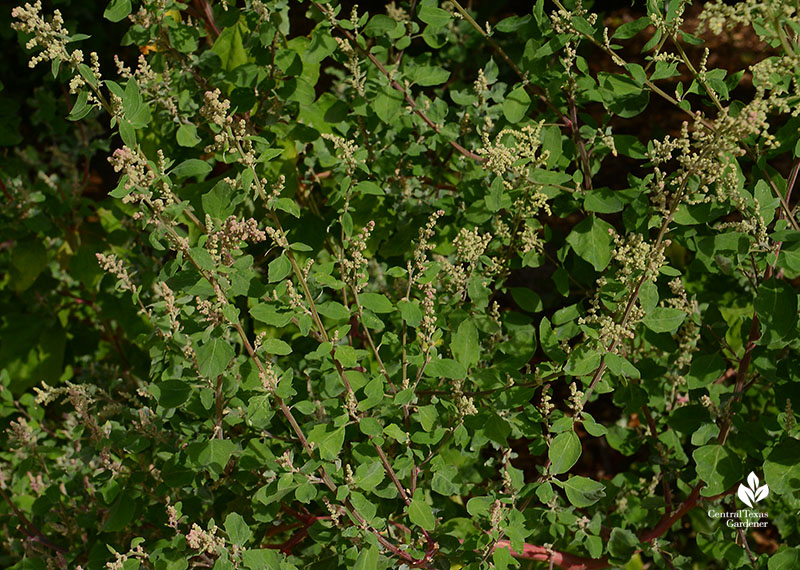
(604, 353), (640, 379)
(212, 18), (248, 71)
(769, 548), (800, 570)
(195, 439), (236, 479)
(408, 490), (436, 531)
(268, 255), (292, 282)
(566, 215), (614, 271)
(510, 287), (542, 313)
(425, 358), (467, 379)
(502, 85), (531, 124)
(224, 512), (253, 546)
(408, 65), (450, 86)
(549, 430), (581, 475)
(102, 494), (135, 532)
(176, 123), (201, 147)
(123, 78), (150, 127)
(353, 181), (385, 196)
(249, 304), (293, 327)
(262, 338), (291, 355)
(539, 317), (567, 362)
(168, 24), (199, 54)
(358, 292), (393, 313)
(642, 307), (686, 334)
(317, 301), (350, 320)
(273, 198), (300, 218)
(686, 354), (725, 389)
(295, 481), (317, 503)
(308, 425), (344, 460)
(104, 0), (132, 23)
(563, 476), (606, 507)
(452, 319), (479, 368)
(384, 423), (408, 443)
(68, 90), (92, 121)
(11, 240), (47, 292)
(764, 437), (800, 494)
(584, 188), (624, 213)
(418, 6), (452, 27)
(335, 345), (357, 368)
(242, 550), (282, 570)
(171, 159), (212, 181)
(195, 338), (235, 378)
(154, 380), (191, 408)
(612, 17), (651, 39)
(608, 527), (639, 563)
(357, 376), (384, 411)
(349, 491), (377, 524)
(398, 300), (422, 327)
(373, 88), (404, 123)
(354, 461), (385, 492)
(756, 278), (798, 346)
(693, 444), (742, 496)
(353, 545), (379, 570)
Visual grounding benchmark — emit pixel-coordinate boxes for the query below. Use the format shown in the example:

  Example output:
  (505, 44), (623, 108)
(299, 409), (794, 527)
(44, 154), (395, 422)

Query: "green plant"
(4, 0), (800, 568)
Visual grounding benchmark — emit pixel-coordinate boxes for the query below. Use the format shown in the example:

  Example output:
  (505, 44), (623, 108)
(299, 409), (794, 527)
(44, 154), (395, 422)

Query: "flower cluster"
(664, 278), (700, 370)
(477, 122), (549, 186)
(441, 227), (492, 295)
(96, 253), (135, 293)
(108, 146), (156, 198)
(206, 215), (267, 266)
(185, 523), (225, 554)
(11, 1), (81, 69)
(155, 282), (181, 337)
(698, 0), (798, 36)
(322, 134), (362, 175)
(342, 221), (375, 293)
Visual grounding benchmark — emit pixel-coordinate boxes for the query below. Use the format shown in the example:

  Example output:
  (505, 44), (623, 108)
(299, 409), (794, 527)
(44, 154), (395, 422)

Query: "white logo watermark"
(737, 471), (769, 508)
(707, 472), (769, 529)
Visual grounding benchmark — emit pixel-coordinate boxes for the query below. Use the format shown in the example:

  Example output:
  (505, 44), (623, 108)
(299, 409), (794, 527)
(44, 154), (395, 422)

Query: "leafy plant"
(3, 0), (800, 569)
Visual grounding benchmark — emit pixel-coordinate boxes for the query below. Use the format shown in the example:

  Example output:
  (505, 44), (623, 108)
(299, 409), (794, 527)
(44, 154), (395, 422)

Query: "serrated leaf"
(642, 307), (686, 333)
(358, 292), (393, 313)
(566, 215), (613, 271)
(273, 198), (300, 218)
(764, 438), (800, 495)
(502, 85), (531, 123)
(104, 0), (132, 22)
(354, 181), (385, 195)
(608, 528), (639, 563)
(693, 444), (742, 496)
(354, 461), (385, 492)
(425, 358), (467, 379)
(408, 490), (436, 531)
(176, 123), (201, 147)
(398, 300), (422, 327)
(249, 304), (293, 327)
(549, 430), (581, 474)
(224, 513), (253, 546)
(353, 544), (379, 570)
(195, 338), (235, 378)
(262, 338), (291, 355)
(563, 476), (606, 507)
(68, 91), (92, 121)
(418, 6), (452, 27)
(308, 425), (344, 460)
(452, 319), (479, 368)
(171, 159), (212, 180)
(268, 254), (292, 282)
(408, 65), (450, 86)
(756, 278), (798, 346)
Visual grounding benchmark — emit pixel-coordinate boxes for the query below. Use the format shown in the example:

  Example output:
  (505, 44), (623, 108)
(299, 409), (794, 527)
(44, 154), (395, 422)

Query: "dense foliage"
(3, 0), (800, 568)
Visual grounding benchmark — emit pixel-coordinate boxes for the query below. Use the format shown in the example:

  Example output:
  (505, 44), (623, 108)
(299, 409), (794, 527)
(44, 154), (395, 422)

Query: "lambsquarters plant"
(3, 0), (800, 568)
